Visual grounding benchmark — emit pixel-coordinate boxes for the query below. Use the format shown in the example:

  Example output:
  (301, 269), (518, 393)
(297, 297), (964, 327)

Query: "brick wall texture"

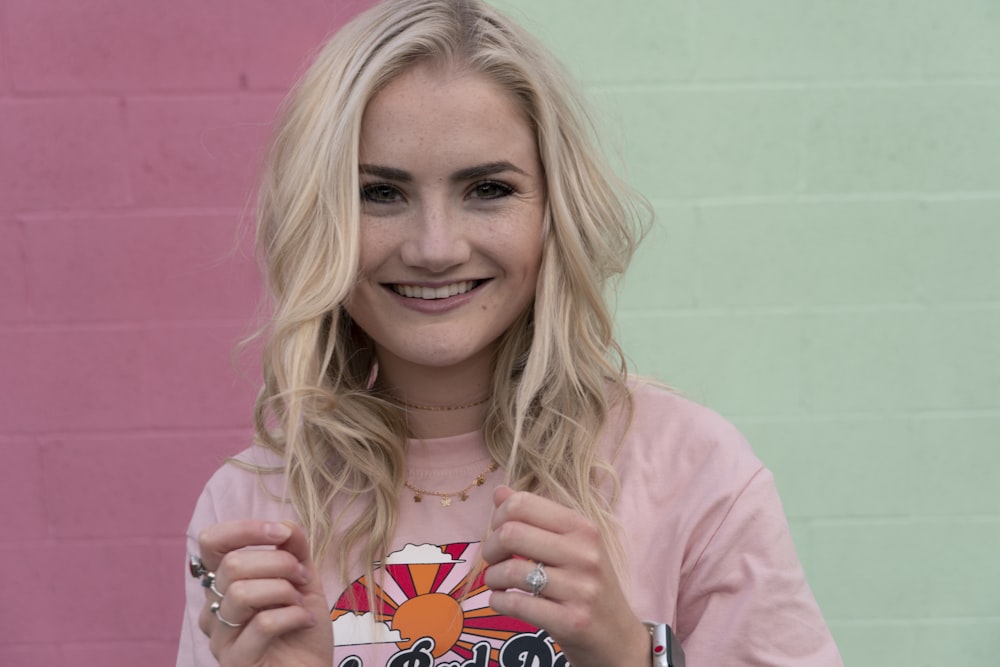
(2, 1), (998, 665)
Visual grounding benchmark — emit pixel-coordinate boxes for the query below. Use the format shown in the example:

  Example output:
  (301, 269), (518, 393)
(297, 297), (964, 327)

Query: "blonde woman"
(179, 1), (842, 665)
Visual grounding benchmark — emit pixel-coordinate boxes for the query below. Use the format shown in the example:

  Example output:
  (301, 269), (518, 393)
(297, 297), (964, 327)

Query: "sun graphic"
(330, 542), (536, 665)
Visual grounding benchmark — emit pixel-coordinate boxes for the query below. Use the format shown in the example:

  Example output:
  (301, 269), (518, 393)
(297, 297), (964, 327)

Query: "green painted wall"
(491, 1), (1000, 663)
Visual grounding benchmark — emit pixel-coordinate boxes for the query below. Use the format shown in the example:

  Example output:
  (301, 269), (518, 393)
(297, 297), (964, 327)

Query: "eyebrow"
(359, 161), (529, 183)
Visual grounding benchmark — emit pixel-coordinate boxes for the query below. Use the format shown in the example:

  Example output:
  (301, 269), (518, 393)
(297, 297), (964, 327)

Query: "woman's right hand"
(196, 520), (332, 667)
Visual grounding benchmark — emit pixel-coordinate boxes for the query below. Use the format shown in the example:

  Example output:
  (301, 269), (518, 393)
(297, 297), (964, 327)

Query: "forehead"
(359, 63), (538, 166)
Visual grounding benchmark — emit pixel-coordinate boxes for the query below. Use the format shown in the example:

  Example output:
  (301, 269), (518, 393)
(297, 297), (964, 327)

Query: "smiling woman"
(177, 1), (843, 666)
(348, 63), (545, 432)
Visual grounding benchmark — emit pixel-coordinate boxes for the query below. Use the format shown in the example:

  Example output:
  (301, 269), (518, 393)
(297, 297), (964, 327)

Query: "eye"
(470, 181), (514, 200)
(360, 183), (402, 204)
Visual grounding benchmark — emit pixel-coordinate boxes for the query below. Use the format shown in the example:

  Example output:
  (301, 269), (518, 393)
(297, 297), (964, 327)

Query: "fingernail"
(265, 522), (292, 541)
(298, 563), (311, 584)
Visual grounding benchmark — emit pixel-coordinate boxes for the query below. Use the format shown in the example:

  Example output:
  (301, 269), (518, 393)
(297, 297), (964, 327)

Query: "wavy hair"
(252, 0), (649, 587)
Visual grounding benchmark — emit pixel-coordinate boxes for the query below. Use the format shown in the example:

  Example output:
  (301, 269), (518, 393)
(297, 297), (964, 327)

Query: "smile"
(390, 280), (484, 300)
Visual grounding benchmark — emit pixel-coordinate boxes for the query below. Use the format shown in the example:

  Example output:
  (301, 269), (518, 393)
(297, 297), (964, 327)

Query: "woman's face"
(346, 63), (546, 386)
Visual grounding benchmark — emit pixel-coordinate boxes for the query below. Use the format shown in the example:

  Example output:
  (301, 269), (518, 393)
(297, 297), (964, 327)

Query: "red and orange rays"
(331, 542), (537, 665)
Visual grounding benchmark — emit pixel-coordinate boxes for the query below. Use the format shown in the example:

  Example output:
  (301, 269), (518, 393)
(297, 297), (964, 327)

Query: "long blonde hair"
(252, 0), (649, 585)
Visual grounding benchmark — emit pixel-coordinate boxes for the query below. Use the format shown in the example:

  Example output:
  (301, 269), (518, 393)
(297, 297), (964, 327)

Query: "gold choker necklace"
(397, 396), (490, 412)
(404, 461), (498, 507)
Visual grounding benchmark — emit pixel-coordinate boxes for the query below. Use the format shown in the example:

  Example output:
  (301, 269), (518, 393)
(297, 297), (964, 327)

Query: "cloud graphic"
(383, 543), (466, 565)
(332, 612), (402, 645)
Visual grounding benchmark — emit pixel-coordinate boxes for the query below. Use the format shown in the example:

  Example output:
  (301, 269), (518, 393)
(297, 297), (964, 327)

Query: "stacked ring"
(210, 601), (243, 629)
(201, 571), (225, 599)
(189, 555), (209, 579)
(191, 555), (225, 597)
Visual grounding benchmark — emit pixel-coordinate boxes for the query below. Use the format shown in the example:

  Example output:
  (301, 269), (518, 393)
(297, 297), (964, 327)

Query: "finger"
(490, 486), (584, 535)
(273, 522), (328, 600)
(226, 605), (319, 663)
(488, 586), (566, 634)
(213, 547), (311, 594)
(207, 579), (306, 654)
(198, 520), (294, 570)
(484, 557), (565, 600)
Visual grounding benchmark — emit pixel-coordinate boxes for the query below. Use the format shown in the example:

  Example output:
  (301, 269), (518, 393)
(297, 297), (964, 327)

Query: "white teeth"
(393, 281), (477, 299)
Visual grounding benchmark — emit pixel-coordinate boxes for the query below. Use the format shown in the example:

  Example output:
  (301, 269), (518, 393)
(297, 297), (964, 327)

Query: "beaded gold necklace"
(404, 461), (499, 507)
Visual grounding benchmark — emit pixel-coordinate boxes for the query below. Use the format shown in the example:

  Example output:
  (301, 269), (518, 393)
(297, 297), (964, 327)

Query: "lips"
(390, 280), (484, 300)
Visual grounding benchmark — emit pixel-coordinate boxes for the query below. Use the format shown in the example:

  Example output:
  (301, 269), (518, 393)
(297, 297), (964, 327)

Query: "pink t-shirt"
(177, 382), (843, 666)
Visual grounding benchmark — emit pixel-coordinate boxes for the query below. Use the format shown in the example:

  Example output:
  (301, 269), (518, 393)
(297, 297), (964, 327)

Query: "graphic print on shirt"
(330, 541), (566, 667)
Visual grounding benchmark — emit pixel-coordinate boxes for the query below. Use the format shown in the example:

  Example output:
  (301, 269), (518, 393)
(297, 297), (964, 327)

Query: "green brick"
(740, 417), (913, 519)
(909, 620), (1000, 664)
(832, 620), (1000, 667)
(691, 0), (926, 80)
(917, 199), (1000, 303)
(908, 416), (1000, 516)
(826, 623), (913, 667)
(807, 518), (1000, 620)
(598, 88), (804, 199)
(802, 88), (932, 193)
(616, 203), (697, 312)
(917, 309), (1000, 410)
(920, 0), (1000, 77)
(801, 311), (926, 413)
(619, 311), (806, 416)
(803, 86), (1000, 194)
(489, 0), (690, 84)
(696, 200), (921, 307)
(922, 87), (1000, 192)
(801, 309), (1000, 413)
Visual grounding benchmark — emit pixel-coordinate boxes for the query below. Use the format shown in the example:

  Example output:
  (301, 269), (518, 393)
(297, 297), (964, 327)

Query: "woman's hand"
(196, 520), (332, 667)
(481, 487), (650, 667)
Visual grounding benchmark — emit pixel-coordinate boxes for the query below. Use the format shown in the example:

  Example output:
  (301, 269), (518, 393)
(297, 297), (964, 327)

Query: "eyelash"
(359, 180), (515, 204)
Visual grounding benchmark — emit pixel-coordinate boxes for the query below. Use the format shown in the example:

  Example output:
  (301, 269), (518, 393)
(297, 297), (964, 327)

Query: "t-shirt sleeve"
(176, 482), (222, 667)
(676, 466), (843, 666)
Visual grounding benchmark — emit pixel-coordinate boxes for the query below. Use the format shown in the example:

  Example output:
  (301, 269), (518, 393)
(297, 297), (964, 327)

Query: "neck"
(375, 348), (494, 439)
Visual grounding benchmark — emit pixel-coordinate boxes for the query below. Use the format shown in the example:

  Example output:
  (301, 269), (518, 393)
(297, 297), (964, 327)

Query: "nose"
(400, 199), (471, 273)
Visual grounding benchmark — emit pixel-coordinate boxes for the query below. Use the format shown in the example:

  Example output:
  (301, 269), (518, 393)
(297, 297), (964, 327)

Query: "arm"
(177, 482), (331, 666)
(677, 468), (843, 666)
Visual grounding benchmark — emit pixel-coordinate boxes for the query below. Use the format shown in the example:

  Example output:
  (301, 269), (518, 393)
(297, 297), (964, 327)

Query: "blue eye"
(361, 184), (401, 203)
(471, 181), (514, 199)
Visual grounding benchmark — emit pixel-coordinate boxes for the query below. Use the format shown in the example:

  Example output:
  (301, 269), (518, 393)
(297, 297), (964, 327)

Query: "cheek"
(356, 225), (393, 275)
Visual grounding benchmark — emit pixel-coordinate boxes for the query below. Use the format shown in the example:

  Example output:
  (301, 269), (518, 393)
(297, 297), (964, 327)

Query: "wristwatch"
(643, 621), (685, 667)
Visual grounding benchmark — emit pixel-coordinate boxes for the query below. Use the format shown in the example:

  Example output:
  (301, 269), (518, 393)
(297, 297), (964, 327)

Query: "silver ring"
(210, 600), (243, 628)
(189, 555), (209, 579)
(526, 562), (548, 597)
(202, 572), (224, 599)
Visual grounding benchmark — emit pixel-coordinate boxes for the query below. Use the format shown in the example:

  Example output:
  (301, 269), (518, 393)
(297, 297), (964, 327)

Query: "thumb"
(277, 521), (327, 598)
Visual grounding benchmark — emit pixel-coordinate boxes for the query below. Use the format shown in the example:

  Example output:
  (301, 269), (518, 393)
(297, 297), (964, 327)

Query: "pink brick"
(25, 214), (260, 323)
(0, 328), (146, 433)
(42, 433), (249, 539)
(127, 94), (280, 207)
(0, 219), (30, 322)
(0, 438), (47, 541)
(0, 27), (8, 94)
(0, 645), (62, 667)
(63, 642), (178, 667)
(0, 541), (180, 642)
(142, 322), (261, 429)
(234, 0), (375, 89)
(0, 99), (130, 212)
(5, 0), (238, 93)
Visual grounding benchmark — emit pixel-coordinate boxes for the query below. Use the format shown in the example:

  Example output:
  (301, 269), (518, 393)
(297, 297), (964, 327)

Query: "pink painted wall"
(0, 1), (374, 664)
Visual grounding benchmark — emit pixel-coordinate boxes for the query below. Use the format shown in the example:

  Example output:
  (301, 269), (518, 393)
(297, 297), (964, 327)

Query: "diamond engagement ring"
(526, 562), (548, 597)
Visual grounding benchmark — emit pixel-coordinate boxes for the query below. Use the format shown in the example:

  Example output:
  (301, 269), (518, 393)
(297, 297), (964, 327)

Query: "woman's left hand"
(481, 486), (650, 667)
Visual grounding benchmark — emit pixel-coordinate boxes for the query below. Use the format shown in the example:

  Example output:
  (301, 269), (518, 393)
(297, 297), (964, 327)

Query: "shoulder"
(607, 378), (767, 526)
(616, 378), (760, 474)
(186, 445), (296, 535)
